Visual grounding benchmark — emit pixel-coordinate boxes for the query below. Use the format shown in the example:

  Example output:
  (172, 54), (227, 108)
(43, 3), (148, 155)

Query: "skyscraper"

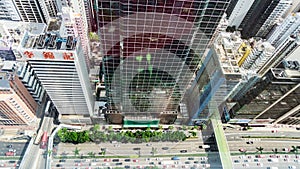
(239, 0), (291, 39)
(97, 0), (230, 125)
(19, 32), (94, 124)
(0, 61), (37, 126)
(267, 12), (300, 47)
(0, 0), (21, 21)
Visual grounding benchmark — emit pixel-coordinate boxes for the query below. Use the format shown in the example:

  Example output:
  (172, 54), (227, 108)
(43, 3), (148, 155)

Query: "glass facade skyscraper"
(97, 0), (230, 125)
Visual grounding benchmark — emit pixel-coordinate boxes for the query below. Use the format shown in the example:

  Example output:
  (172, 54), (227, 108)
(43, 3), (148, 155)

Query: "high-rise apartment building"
(19, 32), (94, 124)
(259, 34), (300, 76)
(227, 0), (255, 27)
(239, 0), (290, 39)
(241, 41), (275, 71)
(97, 0), (230, 125)
(13, 0), (47, 23)
(256, 0), (292, 38)
(268, 13), (300, 47)
(0, 0), (21, 21)
(0, 61), (37, 126)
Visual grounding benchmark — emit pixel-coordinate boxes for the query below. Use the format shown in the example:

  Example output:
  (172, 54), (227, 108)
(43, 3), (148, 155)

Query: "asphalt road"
(0, 141), (29, 156)
(57, 140), (206, 157)
(232, 154), (300, 169)
(51, 156), (210, 169)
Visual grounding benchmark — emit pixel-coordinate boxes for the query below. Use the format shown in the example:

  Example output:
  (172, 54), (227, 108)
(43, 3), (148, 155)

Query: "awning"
(123, 119), (160, 128)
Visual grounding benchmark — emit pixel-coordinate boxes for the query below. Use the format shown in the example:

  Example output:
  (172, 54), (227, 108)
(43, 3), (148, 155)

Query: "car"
(133, 159), (139, 162)
(8, 160), (15, 164)
(162, 147), (169, 150)
(112, 159), (119, 162)
(8, 149), (16, 152)
(124, 159), (131, 162)
(59, 159), (66, 162)
(294, 159), (299, 163)
(56, 164), (62, 167)
(239, 148), (246, 152)
(0, 164), (6, 167)
(146, 143), (152, 146)
(75, 163), (82, 166)
(104, 159), (110, 162)
(149, 162), (155, 165)
(5, 151), (15, 156)
(133, 148), (141, 150)
(246, 141), (253, 144)
(180, 150), (187, 153)
(124, 166), (130, 169)
(7, 144), (12, 148)
(194, 161), (199, 164)
(253, 159), (259, 162)
(288, 165), (296, 169)
(200, 161), (206, 164)
(243, 159), (248, 162)
(116, 162), (122, 165)
(188, 157), (194, 160)
(185, 161), (190, 164)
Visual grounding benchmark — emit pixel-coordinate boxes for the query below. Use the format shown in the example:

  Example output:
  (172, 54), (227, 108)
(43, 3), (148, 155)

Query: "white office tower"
(0, 0), (21, 21)
(268, 13), (300, 47)
(256, 0), (292, 38)
(228, 0), (255, 27)
(242, 41), (275, 72)
(19, 32), (94, 124)
(64, 1), (91, 69)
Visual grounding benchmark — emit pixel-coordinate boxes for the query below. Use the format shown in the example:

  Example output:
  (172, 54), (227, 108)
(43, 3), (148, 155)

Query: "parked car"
(180, 150), (187, 153)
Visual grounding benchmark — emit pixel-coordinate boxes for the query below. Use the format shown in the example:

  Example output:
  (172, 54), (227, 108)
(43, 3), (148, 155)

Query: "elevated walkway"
(209, 102), (233, 169)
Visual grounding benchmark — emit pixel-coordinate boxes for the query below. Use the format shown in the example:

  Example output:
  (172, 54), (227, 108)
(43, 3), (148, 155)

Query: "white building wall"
(228, 0), (255, 27)
(268, 13), (300, 47)
(0, 0), (21, 21)
(256, 0), (292, 37)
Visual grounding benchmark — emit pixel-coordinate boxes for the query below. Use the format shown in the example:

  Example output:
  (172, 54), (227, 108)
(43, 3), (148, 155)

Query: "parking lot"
(232, 154), (300, 169)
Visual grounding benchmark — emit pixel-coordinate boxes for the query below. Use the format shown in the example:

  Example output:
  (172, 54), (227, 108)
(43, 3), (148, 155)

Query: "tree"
(47, 150), (52, 157)
(256, 147), (264, 154)
(291, 146), (299, 155)
(88, 151), (95, 158)
(151, 147), (157, 156)
(74, 147), (80, 157)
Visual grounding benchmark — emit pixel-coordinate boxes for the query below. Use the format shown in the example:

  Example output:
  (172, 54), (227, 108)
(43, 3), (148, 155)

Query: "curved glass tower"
(97, 0), (230, 125)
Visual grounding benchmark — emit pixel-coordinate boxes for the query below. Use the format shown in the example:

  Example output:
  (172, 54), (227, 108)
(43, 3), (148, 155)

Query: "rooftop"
(22, 32), (77, 51)
(214, 32), (244, 75)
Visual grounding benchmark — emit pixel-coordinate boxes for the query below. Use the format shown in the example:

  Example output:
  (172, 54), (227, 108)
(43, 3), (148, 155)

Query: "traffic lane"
(52, 156), (210, 169)
(232, 154), (300, 169)
(228, 139), (300, 152)
(0, 141), (29, 156)
(225, 129), (300, 137)
(57, 140), (206, 156)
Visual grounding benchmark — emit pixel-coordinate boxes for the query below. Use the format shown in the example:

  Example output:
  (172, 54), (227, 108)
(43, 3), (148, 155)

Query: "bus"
(40, 132), (48, 149)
